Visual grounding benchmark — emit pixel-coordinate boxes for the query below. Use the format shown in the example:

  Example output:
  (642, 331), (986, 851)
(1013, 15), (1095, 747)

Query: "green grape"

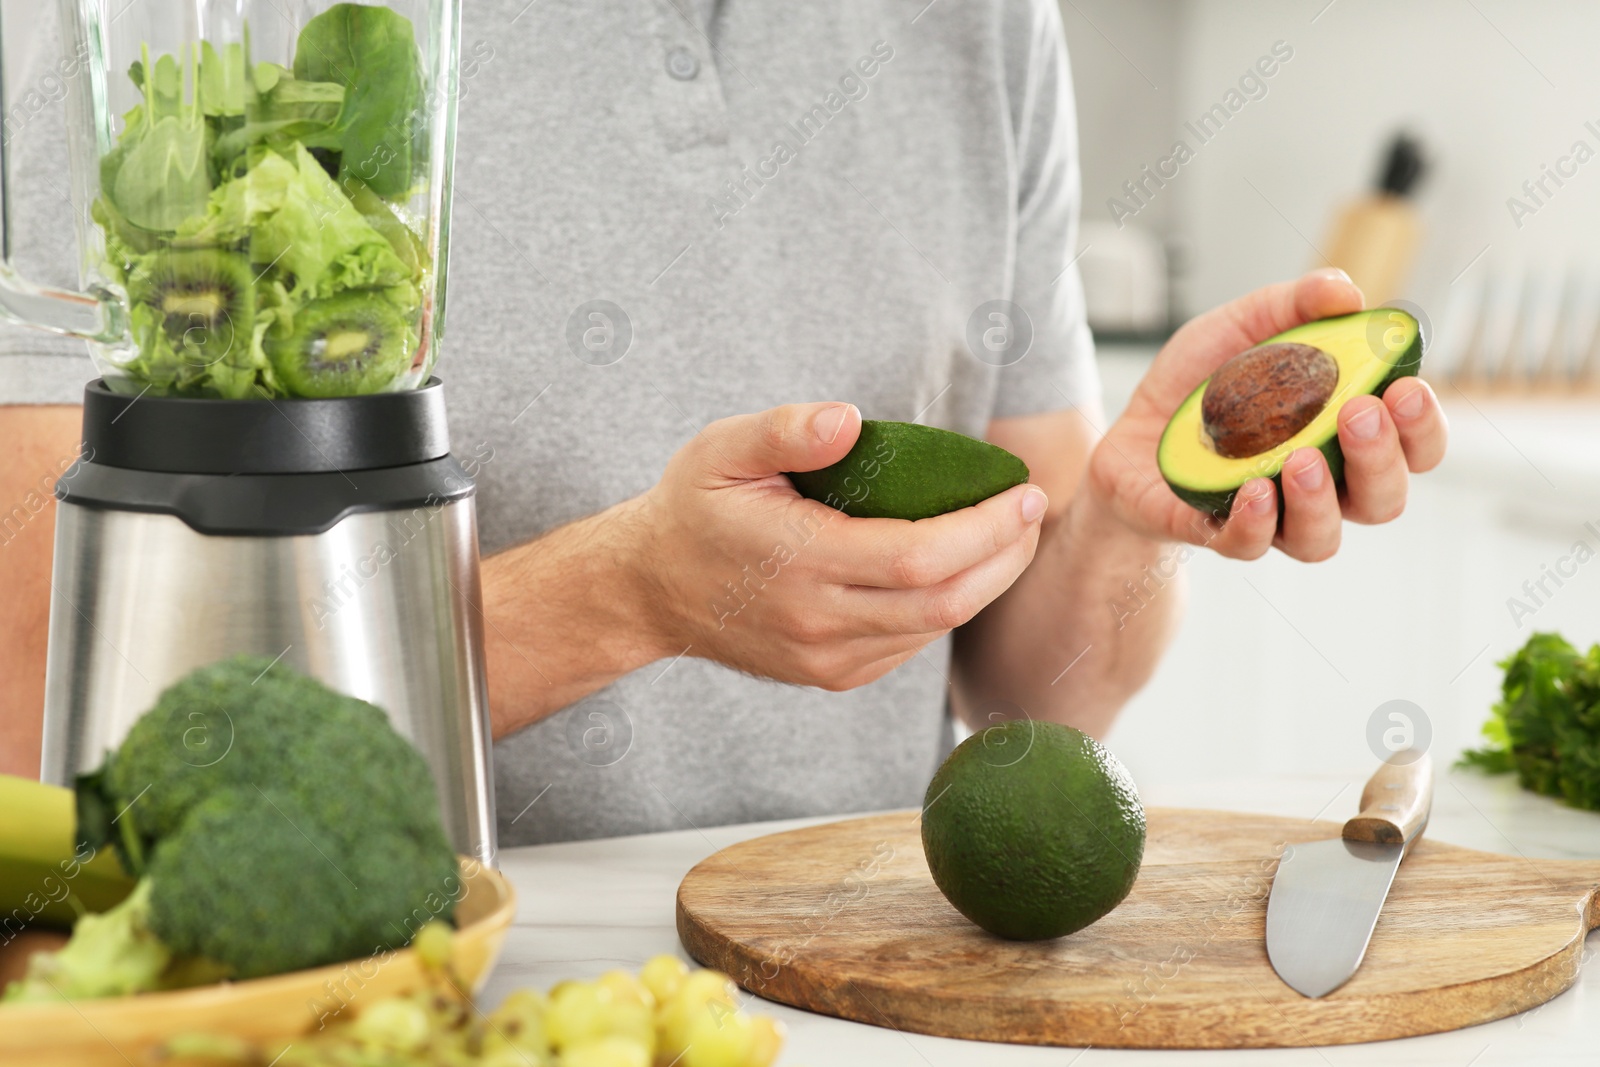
(598, 968), (656, 1012)
(349, 996), (432, 1052)
(413, 920), (454, 969)
(485, 987), (553, 1055)
(141, 965), (785, 1067)
(606, 1002), (655, 1049)
(680, 1011), (753, 1067)
(743, 1016), (786, 1067)
(639, 955), (689, 1006)
(558, 1036), (651, 1067)
(595, 969), (656, 1047)
(424, 989), (473, 1033)
(675, 970), (739, 1009)
(493, 987), (553, 1023)
(546, 980), (614, 1049)
(656, 971), (738, 1057)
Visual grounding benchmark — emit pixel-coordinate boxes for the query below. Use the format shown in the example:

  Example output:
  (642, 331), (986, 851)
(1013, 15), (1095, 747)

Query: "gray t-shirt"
(3, 0), (1097, 843)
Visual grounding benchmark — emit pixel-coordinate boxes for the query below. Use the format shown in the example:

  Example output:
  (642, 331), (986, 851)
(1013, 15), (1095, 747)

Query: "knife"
(1265, 749), (1433, 998)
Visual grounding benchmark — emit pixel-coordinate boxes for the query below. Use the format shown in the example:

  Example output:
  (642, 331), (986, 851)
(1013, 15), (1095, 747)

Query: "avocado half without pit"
(1157, 308), (1426, 516)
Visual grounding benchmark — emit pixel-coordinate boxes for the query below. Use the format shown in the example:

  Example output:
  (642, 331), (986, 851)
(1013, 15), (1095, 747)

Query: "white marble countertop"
(481, 769), (1600, 1066)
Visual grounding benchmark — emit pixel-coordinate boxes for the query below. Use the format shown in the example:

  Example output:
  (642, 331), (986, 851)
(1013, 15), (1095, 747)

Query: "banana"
(0, 774), (133, 933)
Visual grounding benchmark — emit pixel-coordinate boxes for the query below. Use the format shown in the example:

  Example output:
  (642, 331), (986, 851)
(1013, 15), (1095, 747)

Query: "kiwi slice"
(128, 248), (255, 368)
(268, 292), (411, 397)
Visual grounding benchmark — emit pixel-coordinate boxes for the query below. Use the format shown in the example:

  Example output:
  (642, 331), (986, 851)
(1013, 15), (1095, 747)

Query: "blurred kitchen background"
(1064, 0), (1600, 803)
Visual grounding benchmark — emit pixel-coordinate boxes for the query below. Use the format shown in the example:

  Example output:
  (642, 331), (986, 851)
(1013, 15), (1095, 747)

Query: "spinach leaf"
(107, 47), (214, 231)
(196, 41), (249, 117)
(127, 52), (184, 119)
(112, 114), (212, 231)
(209, 76), (345, 171)
(292, 3), (422, 197)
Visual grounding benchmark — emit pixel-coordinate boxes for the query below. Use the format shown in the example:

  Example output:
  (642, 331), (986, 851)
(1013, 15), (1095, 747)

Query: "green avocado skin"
(787, 420), (1029, 520)
(921, 720), (1146, 941)
(1166, 325), (1424, 519)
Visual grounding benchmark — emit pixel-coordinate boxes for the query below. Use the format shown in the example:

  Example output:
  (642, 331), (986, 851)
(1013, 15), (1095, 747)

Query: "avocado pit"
(1200, 342), (1338, 459)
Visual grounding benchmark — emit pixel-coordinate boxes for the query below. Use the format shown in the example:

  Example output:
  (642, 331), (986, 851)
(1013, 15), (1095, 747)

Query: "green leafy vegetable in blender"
(94, 3), (428, 398)
(292, 2), (424, 197)
(1459, 632), (1600, 810)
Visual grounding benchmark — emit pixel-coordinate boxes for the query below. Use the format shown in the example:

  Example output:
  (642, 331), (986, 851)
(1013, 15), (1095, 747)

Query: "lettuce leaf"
(250, 145), (414, 300)
(175, 144), (414, 304)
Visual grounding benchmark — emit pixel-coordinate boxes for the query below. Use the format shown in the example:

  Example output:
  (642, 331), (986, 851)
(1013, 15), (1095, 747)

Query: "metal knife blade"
(1265, 749), (1433, 998)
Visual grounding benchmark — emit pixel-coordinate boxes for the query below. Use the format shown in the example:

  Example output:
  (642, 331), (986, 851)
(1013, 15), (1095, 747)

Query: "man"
(0, 0), (1445, 843)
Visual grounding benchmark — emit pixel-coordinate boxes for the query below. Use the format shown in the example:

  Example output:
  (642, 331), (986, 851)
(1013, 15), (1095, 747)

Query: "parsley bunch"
(1459, 632), (1600, 810)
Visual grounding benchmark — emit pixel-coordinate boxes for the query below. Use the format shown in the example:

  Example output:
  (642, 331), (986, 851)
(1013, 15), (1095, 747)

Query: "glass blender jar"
(1, 0), (460, 399)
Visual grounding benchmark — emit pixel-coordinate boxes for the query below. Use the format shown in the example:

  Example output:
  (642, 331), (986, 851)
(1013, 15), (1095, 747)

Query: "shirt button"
(666, 47), (700, 81)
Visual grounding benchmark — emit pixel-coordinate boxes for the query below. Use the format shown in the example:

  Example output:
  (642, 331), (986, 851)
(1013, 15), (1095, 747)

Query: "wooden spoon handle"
(1344, 750), (1433, 845)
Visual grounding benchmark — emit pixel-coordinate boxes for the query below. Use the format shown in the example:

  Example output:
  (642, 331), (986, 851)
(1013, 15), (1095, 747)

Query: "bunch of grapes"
(161, 925), (788, 1067)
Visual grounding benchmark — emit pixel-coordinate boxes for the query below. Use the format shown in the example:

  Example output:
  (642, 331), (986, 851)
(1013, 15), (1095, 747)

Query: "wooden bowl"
(0, 857), (515, 1066)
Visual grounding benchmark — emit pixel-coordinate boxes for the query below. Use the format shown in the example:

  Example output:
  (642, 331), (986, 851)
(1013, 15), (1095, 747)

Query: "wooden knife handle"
(1344, 750), (1433, 845)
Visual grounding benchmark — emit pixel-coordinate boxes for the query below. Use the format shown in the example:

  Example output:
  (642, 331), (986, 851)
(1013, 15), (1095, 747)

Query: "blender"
(0, 0), (495, 862)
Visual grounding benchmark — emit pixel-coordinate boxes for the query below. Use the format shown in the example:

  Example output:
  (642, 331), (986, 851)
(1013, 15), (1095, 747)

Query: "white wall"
(1175, 0), (1600, 316)
(1065, 0), (1600, 325)
(1059, 0), (1186, 239)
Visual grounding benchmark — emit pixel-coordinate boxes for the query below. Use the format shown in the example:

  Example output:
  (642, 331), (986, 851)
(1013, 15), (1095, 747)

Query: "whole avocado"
(921, 719), (1145, 941)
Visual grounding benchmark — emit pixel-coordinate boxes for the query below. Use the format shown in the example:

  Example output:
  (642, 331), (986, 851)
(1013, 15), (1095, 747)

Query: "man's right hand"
(621, 402), (1048, 691)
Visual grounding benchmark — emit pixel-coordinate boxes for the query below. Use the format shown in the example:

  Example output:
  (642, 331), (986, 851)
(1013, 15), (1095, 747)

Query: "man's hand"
(1088, 269), (1449, 561)
(625, 402), (1048, 691)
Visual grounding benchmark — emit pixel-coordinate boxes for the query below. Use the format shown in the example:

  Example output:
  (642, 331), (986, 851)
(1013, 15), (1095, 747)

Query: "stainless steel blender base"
(42, 498), (497, 866)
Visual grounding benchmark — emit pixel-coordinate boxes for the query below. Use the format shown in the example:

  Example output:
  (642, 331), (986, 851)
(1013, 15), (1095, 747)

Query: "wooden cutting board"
(676, 808), (1600, 1049)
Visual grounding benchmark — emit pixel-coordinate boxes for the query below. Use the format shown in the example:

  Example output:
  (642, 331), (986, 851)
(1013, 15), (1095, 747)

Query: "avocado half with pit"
(1157, 308), (1425, 517)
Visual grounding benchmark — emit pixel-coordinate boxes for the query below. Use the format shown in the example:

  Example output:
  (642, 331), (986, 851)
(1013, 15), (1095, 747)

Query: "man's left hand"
(1087, 268), (1449, 561)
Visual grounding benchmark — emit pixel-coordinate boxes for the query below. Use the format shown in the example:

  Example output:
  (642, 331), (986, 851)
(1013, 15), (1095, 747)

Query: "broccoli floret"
(2, 881), (169, 1003)
(77, 656), (448, 876)
(24, 656), (462, 1000)
(147, 787), (357, 977)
